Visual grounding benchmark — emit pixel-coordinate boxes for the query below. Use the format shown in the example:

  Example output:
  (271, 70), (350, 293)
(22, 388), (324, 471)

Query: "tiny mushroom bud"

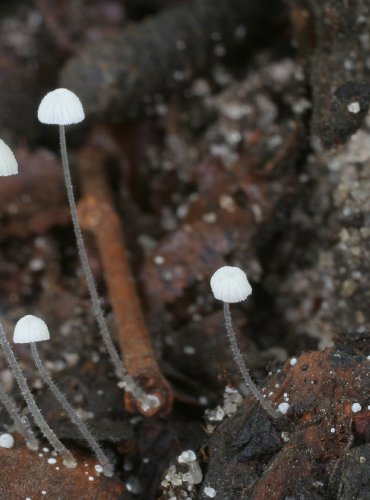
(13, 315), (50, 344)
(0, 139), (18, 176)
(210, 266), (252, 303)
(37, 88), (85, 125)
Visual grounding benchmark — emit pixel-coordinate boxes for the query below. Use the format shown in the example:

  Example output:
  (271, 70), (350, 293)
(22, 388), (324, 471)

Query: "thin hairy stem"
(0, 383), (39, 450)
(223, 303), (279, 419)
(31, 342), (113, 477)
(0, 321), (76, 467)
(59, 125), (158, 410)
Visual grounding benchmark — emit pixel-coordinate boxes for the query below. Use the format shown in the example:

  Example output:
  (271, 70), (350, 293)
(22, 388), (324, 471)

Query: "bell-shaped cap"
(38, 88), (85, 125)
(0, 139), (18, 176)
(13, 315), (50, 344)
(210, 266), (252, 303)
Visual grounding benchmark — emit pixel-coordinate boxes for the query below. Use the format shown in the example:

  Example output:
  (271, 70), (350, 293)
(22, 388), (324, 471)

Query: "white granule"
(352, 402), (362, 413)
(204, 486), (217, 497)
(289, 357), (297, 366)
(154, 255), (164, 265)
(278, 402), (290, 414)
(0, 433), (14, 448)
(347, 102), (361, 113)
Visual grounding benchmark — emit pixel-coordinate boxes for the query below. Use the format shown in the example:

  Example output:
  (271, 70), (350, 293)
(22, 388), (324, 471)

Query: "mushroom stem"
(0, 383), (39, 450)
(223, 303), (279, 419)
(59, 125), (158, 411)
(30, 342), (114, 477)
(0, 320), (76, 467)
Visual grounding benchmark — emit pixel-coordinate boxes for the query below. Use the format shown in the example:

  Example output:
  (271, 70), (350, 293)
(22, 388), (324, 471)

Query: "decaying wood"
(61, 0), (280, 120)
(77, 145), (173, 416)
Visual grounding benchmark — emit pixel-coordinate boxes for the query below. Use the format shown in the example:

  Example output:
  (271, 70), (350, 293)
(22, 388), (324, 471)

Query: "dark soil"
(0, 1), (369, 499)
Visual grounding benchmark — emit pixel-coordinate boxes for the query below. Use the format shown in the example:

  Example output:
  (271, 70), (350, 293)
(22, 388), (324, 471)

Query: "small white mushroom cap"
(0, 139), (18, 176)
(210, 266), (252, 303)
(0, 433), (14, 448)
(178, 450), (196, 464)
(13, 315), (50, 344)
(38, 88), (85, 125)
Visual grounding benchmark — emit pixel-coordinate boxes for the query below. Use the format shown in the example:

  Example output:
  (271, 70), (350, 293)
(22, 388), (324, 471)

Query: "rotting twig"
(77, 145), (173, 416)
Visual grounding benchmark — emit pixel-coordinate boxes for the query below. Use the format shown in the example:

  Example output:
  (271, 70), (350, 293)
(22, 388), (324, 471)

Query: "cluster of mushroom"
(0, 88), (156, 476)
(0, 86), (288, 479)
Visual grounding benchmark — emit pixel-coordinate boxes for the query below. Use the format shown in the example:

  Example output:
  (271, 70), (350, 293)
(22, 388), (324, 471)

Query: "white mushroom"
(278, 402), (290, 415)
(0, 319), (76, 468)
(0, 139), (18, 176)
(38, 88), (85, 125)
(37, 89), (156, 412)
(210, 266), (279, 419)
(14, 315), (113, 477)
(210, 266), (252, 303)
(13, 315), (50, 344)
